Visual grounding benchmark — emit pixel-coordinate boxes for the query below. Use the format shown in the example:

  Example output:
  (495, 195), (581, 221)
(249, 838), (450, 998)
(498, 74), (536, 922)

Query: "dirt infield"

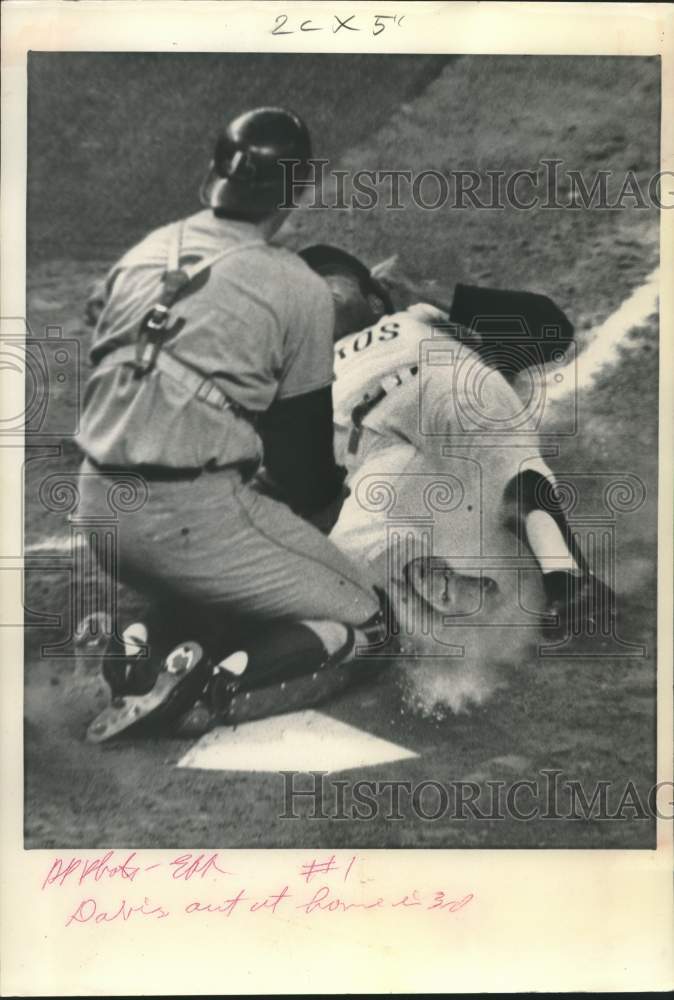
(28, 52), (450, 257)
(24, 54), (659, 848)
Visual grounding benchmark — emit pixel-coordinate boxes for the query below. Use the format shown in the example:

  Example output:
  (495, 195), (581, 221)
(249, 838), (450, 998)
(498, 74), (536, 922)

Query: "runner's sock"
(524, 509), (581, 575)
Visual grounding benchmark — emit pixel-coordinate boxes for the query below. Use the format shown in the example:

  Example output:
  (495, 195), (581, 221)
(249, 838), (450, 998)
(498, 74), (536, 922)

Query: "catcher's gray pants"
(77, 458), (379, 627)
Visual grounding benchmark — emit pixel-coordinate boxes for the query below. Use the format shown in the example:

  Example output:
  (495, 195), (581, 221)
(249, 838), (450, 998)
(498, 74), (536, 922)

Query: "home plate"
(177, 709), (418, 773)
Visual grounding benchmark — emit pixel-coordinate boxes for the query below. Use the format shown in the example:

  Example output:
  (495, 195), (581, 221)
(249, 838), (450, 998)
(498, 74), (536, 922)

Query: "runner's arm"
(259, 385), (346, 518)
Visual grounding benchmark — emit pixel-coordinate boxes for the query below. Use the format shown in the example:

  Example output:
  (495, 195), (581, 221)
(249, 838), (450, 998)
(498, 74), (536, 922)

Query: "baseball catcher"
(78, 109), (386, 742)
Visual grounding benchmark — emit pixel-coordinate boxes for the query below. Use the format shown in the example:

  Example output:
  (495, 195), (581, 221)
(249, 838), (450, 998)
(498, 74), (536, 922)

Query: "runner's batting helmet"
(298, 244), (395, 316)
(200, 107), (312, 217)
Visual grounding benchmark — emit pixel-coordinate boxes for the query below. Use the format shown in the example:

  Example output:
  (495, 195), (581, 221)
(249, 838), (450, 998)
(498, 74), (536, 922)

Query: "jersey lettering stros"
(331, 302), (554, 568)
(332, 302), (551, 451)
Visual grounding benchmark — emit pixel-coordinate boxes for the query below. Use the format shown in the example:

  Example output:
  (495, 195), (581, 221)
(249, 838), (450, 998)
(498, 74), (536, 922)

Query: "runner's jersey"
(332, 303), (451, 433)
(331, 302), (553, 490)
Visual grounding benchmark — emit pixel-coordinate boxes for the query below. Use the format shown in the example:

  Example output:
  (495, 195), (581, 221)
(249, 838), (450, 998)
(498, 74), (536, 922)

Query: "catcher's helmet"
(200, 107), (312, 217)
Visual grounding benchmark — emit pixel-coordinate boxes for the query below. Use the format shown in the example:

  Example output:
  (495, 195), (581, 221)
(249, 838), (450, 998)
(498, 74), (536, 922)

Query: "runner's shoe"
(543, 570), (616, 633)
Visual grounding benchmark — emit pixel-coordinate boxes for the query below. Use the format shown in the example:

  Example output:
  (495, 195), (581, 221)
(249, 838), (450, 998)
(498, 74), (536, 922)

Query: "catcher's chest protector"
(77, 221), (261, 469)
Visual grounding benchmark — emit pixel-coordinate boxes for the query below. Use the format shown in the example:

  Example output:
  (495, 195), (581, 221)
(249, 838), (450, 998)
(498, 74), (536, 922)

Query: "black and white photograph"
(2, 2), (673, 995)
(19, 45), (665, 851)
(0, 12), (662, 862)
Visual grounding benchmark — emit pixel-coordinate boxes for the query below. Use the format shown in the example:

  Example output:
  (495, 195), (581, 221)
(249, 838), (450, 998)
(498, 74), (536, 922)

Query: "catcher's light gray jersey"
(78, 210), (335, 469)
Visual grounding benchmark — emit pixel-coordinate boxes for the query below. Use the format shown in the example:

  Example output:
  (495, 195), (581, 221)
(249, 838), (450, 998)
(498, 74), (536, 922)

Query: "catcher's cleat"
(101, 622), (157, 697)
(86, 638), (210, 743)
(543, 570), (616, 633)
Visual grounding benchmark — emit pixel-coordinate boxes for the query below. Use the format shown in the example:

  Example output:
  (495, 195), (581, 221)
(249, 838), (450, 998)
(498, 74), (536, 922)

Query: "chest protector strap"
(130, 221), (257, 377)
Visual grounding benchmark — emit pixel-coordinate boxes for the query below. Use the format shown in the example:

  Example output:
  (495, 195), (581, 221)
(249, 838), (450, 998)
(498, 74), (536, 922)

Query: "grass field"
(23, 54), (659, 848)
